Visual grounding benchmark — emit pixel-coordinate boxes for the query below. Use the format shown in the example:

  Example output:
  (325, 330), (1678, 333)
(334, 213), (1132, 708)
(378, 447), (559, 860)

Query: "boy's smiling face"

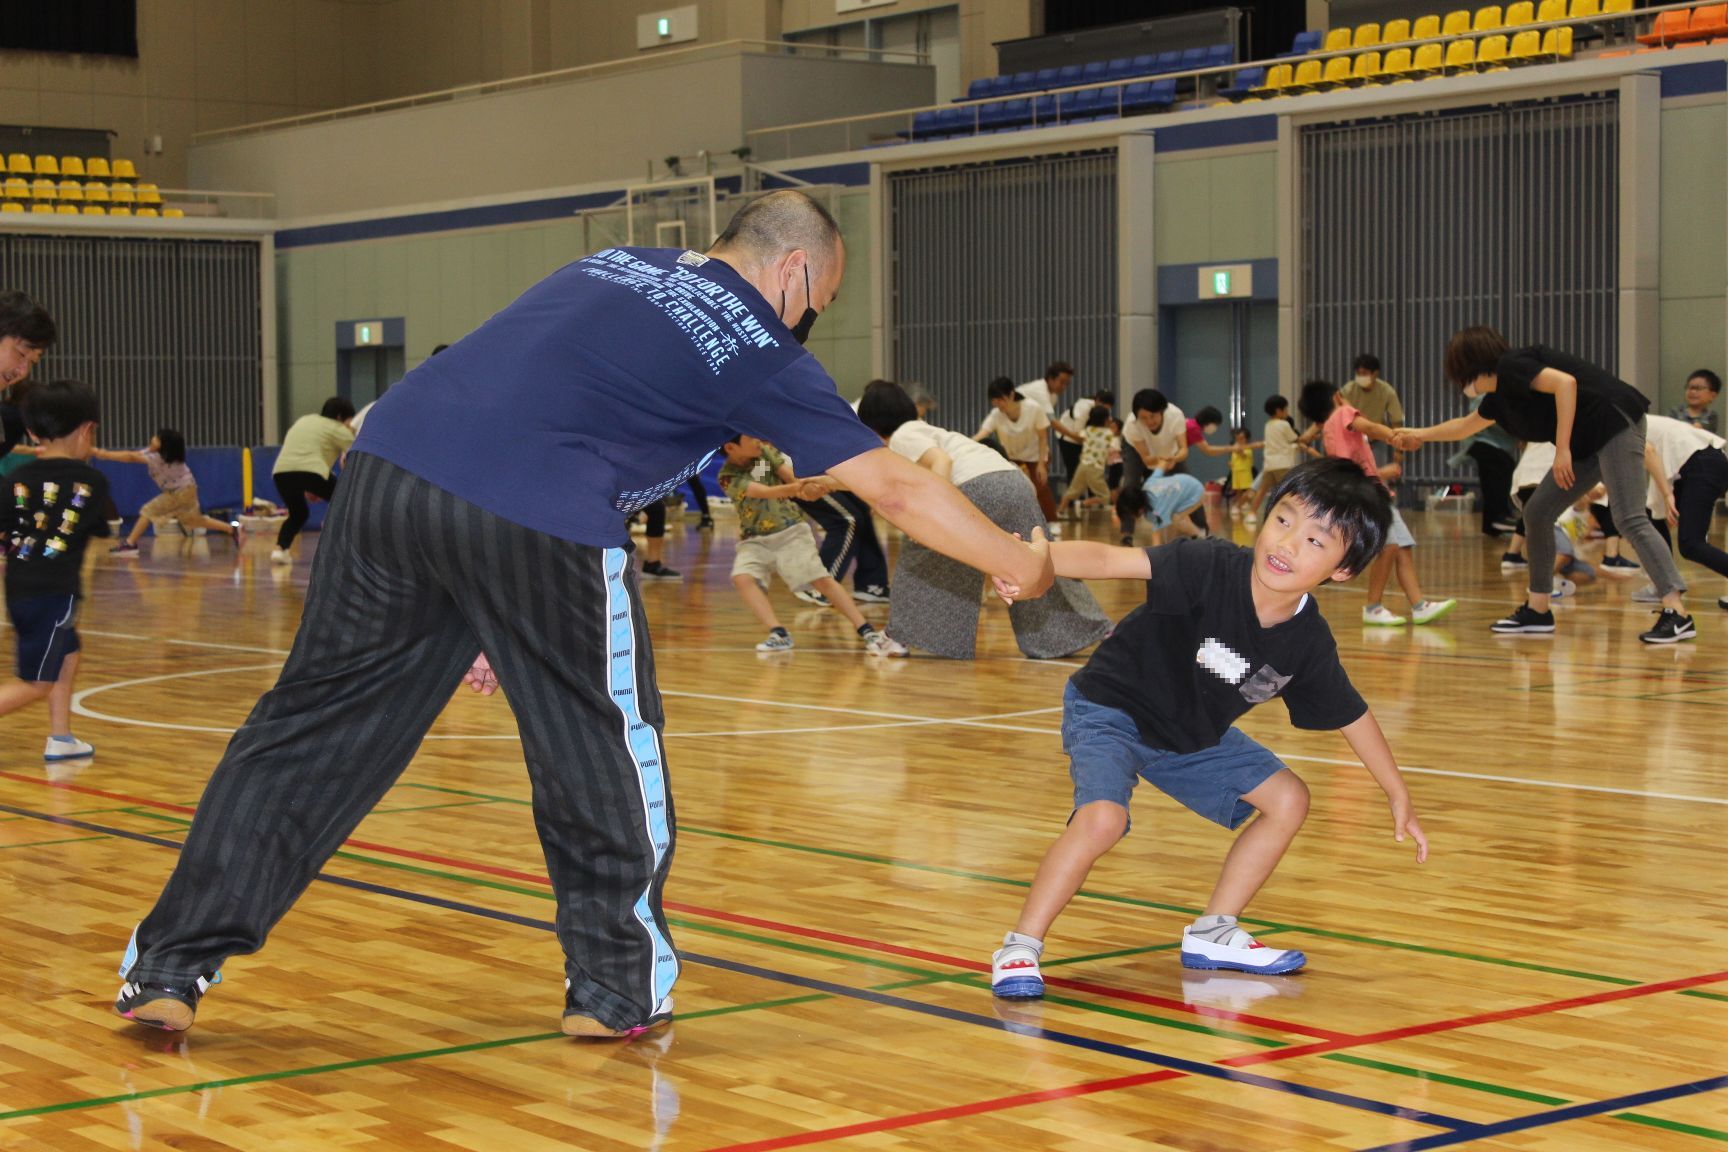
(1253, 495), (1356, 593)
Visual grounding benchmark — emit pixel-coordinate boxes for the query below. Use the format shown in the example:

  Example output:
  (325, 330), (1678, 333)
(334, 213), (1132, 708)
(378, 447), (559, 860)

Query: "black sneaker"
(1499, 552), (1528, 572)
(1719, 596), (1728, 610)
(1491, 603), (1555, 634)
(562, 980), (674, 1038)
(696, 516), (714, 531)
(1639, 609), (1697, 645)
(1600, 555), (1641, 576)
(115, 973), (220, 1031)
(641, 561), (682, 581)
(853, 584), (890, 603)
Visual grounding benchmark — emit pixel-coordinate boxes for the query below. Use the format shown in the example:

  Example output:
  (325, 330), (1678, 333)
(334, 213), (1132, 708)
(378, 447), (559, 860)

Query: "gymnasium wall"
(1151, 149), (1277, 267)
(1658, 97), (1728, 410)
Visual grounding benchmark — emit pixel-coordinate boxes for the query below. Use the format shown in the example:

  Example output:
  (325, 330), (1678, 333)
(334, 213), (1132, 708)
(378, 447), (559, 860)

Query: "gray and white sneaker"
(792, 587), (829, 607)
(852, 585), (891, 604)
(1630, 583), (1661, 604)
(756, 628), (793, 652)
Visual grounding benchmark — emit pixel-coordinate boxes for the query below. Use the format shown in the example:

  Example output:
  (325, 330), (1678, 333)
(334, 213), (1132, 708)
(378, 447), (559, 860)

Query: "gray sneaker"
(1630, 583), (1661, 604)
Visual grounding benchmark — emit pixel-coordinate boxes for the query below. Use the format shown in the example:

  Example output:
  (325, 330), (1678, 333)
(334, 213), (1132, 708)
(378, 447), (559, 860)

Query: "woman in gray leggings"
(1397, 327), (1693, 645)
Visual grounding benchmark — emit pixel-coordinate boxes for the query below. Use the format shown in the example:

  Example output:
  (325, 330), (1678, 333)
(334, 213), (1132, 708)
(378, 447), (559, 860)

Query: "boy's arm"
(1048, 539), (1152, 581)
(1338, 710), (1429, 862)
(1348, 414), (1398, 445)
(740, 480), (804, 500)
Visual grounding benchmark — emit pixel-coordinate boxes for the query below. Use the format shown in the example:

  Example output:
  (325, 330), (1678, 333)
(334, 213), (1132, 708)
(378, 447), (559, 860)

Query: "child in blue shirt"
(991, 458), (1429, 995)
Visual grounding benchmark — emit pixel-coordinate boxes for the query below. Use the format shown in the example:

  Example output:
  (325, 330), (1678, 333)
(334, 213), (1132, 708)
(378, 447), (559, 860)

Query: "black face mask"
(783, 264), (818, 345)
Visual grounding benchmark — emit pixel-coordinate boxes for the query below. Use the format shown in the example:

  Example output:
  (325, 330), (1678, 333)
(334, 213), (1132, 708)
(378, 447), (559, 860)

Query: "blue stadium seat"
(1130, 53), (1157, 76)
(966, 78), (993, 100)
(1032, 94), (1058, 125)
(1205, 44), (1234, 67)
(1122, 79), (1178, 112)
(1006, 70), (1035, 93)
(936, 107), (970, 136)
(978, 100), (1011, 129)
(1081, 60), (1109, 83)
(912, 111), (940, 140)
(1286, 29), (1323, 55)
(1179, 47), (1208, 71)
(1217, 65), (1266, 99)
(1105, 56), (1136, 79)
(1063, 86), (1107, 118)
(998, 98), (1033, 128)
(1035, 67), (1062, 89)
(1153, 50), (1183, 73)
(1055, 64), (1083, 87)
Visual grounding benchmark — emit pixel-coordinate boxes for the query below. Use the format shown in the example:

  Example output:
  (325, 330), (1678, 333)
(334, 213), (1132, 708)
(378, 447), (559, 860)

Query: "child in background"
(1105, 416), (1125, 501)
(1055, 406), (1114, 519)
(1117, 470), (1207, 546)
(1298, 380), (1455, 627)
(1226, 426), (1262, 524)
(718, 435), (903, 655)
(1670, 369), (1720, 435)
(98, 429), (242, 554)
(0, 379), (111, 763)
(1253, 395), (1307, 516)
(989, 458), (1428, 995)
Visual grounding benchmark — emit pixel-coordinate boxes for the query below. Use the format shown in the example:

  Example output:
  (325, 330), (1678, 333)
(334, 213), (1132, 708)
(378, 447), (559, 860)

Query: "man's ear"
(1329, 565), (1356, 583)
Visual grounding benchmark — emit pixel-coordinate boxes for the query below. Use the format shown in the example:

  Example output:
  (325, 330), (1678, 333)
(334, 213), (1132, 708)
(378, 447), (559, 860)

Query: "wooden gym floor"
(1, 504), (1725, 1150)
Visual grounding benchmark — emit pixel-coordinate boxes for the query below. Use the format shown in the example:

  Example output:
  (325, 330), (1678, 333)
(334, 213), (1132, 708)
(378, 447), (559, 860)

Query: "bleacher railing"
(746, 1), (1693, 163)
(192, 39), (931, 145)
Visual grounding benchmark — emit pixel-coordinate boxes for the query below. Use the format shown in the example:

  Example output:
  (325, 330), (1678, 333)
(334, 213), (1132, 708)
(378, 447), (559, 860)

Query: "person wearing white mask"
(1342, 353), (1404, 466)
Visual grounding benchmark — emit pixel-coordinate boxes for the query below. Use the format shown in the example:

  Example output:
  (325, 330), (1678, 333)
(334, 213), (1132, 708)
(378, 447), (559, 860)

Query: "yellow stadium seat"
(3, 177), (26, 200)
(59, 156), (84, 178)
(57, 180), (82, 202)
(84, 182), (108, 203)
(109, 184), (136, 205)
(1442, 10), (1473, 36)
(163, 207), (184, 218)
(136, 207), (159, 218)
(1353, 23), (1381, 48)
(29, 204), (52, 215)
(0, 156), (8, 175)
(1413, 15), (1442, 40)
(1474, 6), (1504, 32)
(32, 155), (59, 176)
(107, 206), (130, 217)
(29, 178), (54, 201)
(85, 157), (110, 179)
(1352, 50), (1383, 82)
(1412, 42), (1446, 73)
(1293, 59), (1325, 88)
(1255, 62), (1294, 94)
(1601, 0), (1632, 12)
(82, 205), (105, 216)
(1445, 38), (1478, 69)
(1323, 27), (1353, 52)
(1509, 28), (1544, 60)
(1543, 25), (1574, 56)
(1383, 18), (1412, 42)
(1538, 0), (1568, 21)
(1478, 34), (1511, 68)
(1321, 55), (1353, 85)
(136, 182), (162, 205)
(55, 204), (78, 215)
(111, 158), (137, 180)
(7, 153), (31, 175)
(1382, 46), (1415, 79)
(1570, 0), (1601, 16)
(1505, 1), (1535, 24)
(0, 202), (21, 214)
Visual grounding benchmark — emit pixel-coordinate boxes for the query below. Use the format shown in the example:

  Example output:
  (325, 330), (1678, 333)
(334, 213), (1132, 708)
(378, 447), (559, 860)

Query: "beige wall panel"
(294, 0), (349, 109)
(244, 0), (300, 106)
(0, 89), (43, 127)
(87, 54), (147, 99)
(196, 99), (255, 135)
(144, 0), (200, 100)
(192, 0), (249, 102)
(91, 93), (151, 163)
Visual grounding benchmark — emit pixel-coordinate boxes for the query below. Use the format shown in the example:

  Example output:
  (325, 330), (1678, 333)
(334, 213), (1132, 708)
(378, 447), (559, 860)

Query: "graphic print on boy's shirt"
(6, 458), (111, 598)
(1196, 636), (1296, 706)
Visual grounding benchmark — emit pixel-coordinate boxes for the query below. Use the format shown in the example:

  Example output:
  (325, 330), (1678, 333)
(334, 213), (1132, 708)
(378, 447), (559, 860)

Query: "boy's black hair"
(1231, 425), (1250, 440)
(0, 290), (57, 349)
(321, 396), (357, 422)
(1263, 394), (1289, 417)
(1085, 405), (1111, 428)
(21, 378), (98, 441)
(1265, 457), (1392, 579)
(1092, 390), (1114, 407)
(1115, 483), (1148, 522)
(858, 379), (920, 438)
(1352, 352), (1380, 375)
(155, 427), (187, 464)
(1444, 325), (1510, 389)
(986, 376), (1020, 402)
(1297, 379), (1338, 427)
(1045, 360), (1074, 381)
(722, 434), (743, 447)
(1688, 368), (1723, 395)
(1130, 388), (1168, 416)
(1194, 405), (1223, 428)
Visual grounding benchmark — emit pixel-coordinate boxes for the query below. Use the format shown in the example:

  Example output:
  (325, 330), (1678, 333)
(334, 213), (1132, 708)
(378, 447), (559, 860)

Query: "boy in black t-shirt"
(990, 459), (1429, 996)
(0, 379), (110, 762)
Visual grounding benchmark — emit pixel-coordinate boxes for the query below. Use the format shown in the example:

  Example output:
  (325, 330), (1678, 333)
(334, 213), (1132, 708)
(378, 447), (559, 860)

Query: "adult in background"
(114, 190), (1053, 1039)
(0, 291), (55, 469)
(1343, 353), (1404, 466)
(270, 396), (356, 563)
(860, 379), (1107, 659)
(1019, 360), (1078, 479)
(1118, 388), (1187, 545)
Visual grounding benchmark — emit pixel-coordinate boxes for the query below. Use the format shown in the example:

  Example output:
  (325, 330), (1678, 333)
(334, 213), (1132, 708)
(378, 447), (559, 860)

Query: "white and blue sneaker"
(1180, 923), (1306, 975)
(991, 938), (1045, 999)
(43, 736), (94, 762)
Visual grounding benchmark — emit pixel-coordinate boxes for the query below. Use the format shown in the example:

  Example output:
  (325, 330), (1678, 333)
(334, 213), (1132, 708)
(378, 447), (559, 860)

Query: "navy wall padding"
(92, 447), (248, 525)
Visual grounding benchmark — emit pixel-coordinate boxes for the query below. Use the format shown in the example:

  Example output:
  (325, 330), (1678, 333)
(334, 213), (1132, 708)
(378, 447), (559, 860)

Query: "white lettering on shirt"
(581, 248), (779, 374)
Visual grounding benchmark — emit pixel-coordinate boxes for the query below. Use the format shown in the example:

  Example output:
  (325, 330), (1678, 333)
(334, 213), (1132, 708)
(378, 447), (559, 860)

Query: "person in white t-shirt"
(1019, 360), (1080, 477)
(975, 378), (1061, 532)
(1641, 414), (1728, 609)
(861, 380), (1110, 660)
(1117, 389), (1187, 545)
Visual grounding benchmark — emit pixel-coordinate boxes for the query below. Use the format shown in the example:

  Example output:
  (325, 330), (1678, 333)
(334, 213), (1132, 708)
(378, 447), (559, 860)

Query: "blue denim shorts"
(1063, 680), (1287, 830)
(8, 594), (80, 683)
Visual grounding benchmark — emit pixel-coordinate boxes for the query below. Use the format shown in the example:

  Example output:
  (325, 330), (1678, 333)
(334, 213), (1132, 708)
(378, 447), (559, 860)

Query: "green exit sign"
(657, 17), (671, 35)
(352, 321), (384, 347)
(1212, 270), (1231, 296)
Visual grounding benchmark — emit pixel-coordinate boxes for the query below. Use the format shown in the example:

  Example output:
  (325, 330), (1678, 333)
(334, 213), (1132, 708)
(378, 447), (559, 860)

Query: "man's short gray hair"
(713, 190), (842, 274)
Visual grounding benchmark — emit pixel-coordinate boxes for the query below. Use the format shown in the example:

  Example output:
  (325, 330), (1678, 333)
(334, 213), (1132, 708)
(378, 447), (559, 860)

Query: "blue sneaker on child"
(1180, 920), (1307, 975)
(991, 935), (1045, 999)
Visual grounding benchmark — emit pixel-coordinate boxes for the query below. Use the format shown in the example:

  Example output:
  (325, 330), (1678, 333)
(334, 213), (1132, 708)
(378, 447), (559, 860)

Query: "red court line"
(704, 1069), (1185, 1152)
(0, 771), (1337, 1040)
(1219, 967), (1728, 1068)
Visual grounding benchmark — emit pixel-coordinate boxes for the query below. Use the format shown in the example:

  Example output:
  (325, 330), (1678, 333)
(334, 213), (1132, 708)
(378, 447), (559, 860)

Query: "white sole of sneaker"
(119, 997), (195, 1031)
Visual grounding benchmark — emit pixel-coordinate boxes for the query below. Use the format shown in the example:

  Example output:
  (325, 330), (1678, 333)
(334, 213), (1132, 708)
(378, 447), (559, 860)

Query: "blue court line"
(1357, 1074), (1728, 1152)
(0, 802), (1470, 1135)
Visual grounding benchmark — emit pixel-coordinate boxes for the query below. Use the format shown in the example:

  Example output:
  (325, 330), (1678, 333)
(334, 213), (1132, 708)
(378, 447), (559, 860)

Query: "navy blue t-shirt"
(354, 247), (882, 546)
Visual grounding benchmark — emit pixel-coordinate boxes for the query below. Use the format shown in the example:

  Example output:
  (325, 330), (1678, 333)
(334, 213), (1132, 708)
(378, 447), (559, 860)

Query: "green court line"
(1612, 1113), (1728, 1142)
(1322, 1053), (1570, 1106)
(400, 782), (531, 805)
(950, 976), (1290, 1049)
(364, 799), (501, 816)
(0, 993), (826, 1124)
(0, 834), (109, 849)
(1680, 989), (1728, 1003)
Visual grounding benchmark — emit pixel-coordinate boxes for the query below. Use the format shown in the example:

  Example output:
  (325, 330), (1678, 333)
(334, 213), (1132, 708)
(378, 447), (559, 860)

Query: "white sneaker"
(863, 630), (907, 657)
(1362, 604), (1407, 627)
(1551, 577), (1577, 599)
(44, 736), (94, 762)
(755, 629), (793, 652)
(1180, 925), (1306, 975)
(269, 548), (292, 565)
(1045, 521), (1062, 539)
(1410, 598), (1456, 625)
(990, 941), (1044, 999)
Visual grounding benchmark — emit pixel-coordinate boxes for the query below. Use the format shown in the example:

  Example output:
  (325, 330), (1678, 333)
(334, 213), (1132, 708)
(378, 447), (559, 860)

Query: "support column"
(1619, 72), (1660, 395)
(1276, 114), (1299, 395)
(870, 161), (890, 380)
(1118, 131), (1157, 395)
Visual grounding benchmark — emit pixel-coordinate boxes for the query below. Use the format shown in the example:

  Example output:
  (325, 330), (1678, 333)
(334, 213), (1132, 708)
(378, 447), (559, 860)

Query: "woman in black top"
(1397, 327), (1693, 645)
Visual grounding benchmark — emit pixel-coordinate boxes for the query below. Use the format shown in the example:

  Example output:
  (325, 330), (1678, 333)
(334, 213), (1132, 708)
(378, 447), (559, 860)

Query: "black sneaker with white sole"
(1491, 603), (1555, 634)
(115, 973), (220, 1031)
(852, 585), (890, 604)
(640, 561), (682, 581)
(1719, 596), (1728, 611)
(1639, 609), (1697, 645)
(1499, 552), (1528, 572)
